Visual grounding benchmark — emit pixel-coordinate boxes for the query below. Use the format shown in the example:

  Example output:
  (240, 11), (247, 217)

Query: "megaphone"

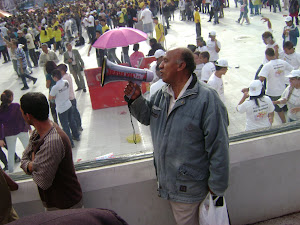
(100, 56), (154, 98)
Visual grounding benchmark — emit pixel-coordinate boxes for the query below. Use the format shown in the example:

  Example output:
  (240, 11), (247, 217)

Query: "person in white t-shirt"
(206, 31), (221, 62)
(273, 70), (300, 122)
(207, 59), (228, 103)
(255, 18), (284, 83)
(58, 63), (83, 132)
(140, 6), (153, 38)
(200, 51), (216, 83)
(150, 49), (166, 84)
(258, 48), (294, 123)
(237, 80), (275, 131)
(196, 36), (208, 52)
(150, 50), (166, 98)
(193, 51), (203, 79)
(49, 69), (80, 148)
(282, 41), (300, 70)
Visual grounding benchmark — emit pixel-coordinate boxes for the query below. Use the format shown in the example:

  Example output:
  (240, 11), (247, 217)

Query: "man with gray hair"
(124, 47), (229, 225)
(39, 43), (59, 74)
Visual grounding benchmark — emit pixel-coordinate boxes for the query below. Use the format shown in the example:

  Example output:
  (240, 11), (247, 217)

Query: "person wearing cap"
(153, 17), (165, 48)
(206, 31), (221, 63)
(282, 16), (299, 47)
(282, 41), (300, 70)
(124, 47), (229, 225)
(258, 48), (294, 123)
(237, 80), (275, 131)
(149, 49), (166, 84)
(273, 70), (300, 122)
(207, 58), (228, 103)
(196, 36), (208, 52)
(149, 49), (166, 98)
(200, 51), (216, 83)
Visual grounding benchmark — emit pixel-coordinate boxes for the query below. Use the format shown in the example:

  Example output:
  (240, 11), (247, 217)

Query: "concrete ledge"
(12, 129), (300, 225)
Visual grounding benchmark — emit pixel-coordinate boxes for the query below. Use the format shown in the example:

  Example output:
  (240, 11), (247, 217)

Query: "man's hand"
(88, 52), (90, 57)
(68, 58), (73, 63)
(0, 140), (5, 147)
(124, 82), (141, 100)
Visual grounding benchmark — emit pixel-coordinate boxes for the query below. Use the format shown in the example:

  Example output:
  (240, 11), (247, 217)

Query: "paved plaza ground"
(1, 5), (298, 173)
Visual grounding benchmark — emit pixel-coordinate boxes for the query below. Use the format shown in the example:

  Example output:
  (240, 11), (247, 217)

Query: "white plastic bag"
(199, 193), (230, 225)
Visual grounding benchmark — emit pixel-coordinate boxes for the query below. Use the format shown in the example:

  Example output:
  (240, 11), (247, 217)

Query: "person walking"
(0, 90), (30, 173)
(14, 40), (37, 90)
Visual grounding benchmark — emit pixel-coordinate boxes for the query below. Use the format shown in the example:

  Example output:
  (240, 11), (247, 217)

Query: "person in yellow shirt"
(100, 19), (110, 33)
(153, 17), (165, 47)
(47, 25), (55, 49)
(36, 25), (50, 47)
(194, 7), (201, 38)
(53, 26), (62, 53)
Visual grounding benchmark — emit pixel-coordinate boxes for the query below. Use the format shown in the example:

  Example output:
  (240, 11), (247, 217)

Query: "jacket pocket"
(151, 105), (161, 118)
(175, 164), (208, 195)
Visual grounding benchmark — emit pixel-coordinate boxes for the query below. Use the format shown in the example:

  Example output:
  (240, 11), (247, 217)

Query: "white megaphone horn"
(100, 56), (154, 98)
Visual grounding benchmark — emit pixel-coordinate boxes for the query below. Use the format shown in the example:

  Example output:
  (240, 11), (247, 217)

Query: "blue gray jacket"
(130, 75), (229, 203)
(283, 25), (299, 47)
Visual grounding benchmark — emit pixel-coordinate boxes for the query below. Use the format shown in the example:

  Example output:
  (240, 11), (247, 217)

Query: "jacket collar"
(162, 73), (199, 99)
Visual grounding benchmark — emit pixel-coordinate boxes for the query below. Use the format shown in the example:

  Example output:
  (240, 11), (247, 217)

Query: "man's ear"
(177, 61), (186, 72)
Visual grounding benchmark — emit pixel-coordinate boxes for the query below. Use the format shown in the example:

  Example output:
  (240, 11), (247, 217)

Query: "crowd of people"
(0, 0), (300, 224)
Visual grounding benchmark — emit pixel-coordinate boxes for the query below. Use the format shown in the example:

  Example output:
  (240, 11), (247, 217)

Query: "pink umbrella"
(92, 27), (148, 49)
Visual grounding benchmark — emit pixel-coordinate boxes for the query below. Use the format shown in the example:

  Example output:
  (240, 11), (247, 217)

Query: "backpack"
(159, 24), (167, 36)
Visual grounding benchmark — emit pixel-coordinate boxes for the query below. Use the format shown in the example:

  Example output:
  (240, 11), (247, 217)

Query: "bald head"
(173, 48), (196, 75)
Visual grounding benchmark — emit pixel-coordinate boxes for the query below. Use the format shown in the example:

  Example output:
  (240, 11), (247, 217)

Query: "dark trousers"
(107, 48), (121, 64)
(0, 140), (19, 169)
(19, 67), (35, 88)
(87, 26), (95, 43)
(71, 99), (82, 129)
(28, 48), (38, 67)
(49, 100), (58, 124)
(196, 23), (201, 37)
(0, 46), (10, 62)
(58, 107), (79, 146)
(122, 46), (131, 66)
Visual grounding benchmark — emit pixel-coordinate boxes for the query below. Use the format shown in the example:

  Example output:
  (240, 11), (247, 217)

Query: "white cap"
(286, 70), (300, 78)
(154, 49), (166, 59)
(285, 16), (293, 22)
(209, 31), (216, 36)
(215, 59), (228, 67)
(249, 80), (263, 96)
